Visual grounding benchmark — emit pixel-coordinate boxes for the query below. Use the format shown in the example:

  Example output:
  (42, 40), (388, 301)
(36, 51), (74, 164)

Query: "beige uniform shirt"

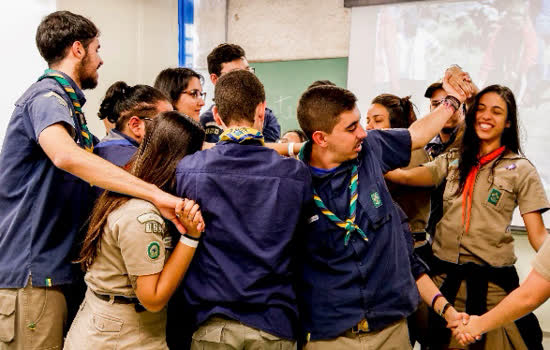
(387, 148), (431, 233)
(533, 237), (550, 281)
(425, 149), (549, 266)
(85, 199), (168, 297)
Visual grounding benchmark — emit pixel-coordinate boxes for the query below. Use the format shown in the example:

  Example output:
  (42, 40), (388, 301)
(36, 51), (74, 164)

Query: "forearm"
(476, 274), (549, 334)
(384, 167), (434, 187)
(265, 142), (304, 156)
(408, 104), (455, 150)
(138, 242), (197, 311)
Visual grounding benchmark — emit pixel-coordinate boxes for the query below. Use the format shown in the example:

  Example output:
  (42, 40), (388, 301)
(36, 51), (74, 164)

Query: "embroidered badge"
(487, 188), (502, 205)
(450, 159), (459, 166)
(370, 192), (382, 208)
(147, 241), (161, 260)
(137, 213), (164, 233)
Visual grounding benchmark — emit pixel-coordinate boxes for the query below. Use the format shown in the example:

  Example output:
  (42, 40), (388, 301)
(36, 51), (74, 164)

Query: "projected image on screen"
(349, 0), (550, 226)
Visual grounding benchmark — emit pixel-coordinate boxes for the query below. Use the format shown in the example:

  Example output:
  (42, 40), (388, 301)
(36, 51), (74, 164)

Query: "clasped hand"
(447, 313), (483, 346)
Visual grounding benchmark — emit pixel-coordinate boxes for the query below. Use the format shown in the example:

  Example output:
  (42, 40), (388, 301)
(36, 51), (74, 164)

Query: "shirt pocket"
(483, 177), (514, 211)
(0, 290), (16, 343)
(358, 182), (392, 231)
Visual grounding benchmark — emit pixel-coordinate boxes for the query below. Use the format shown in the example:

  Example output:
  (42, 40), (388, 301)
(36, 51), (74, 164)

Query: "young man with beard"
(294, 73), (474, 349)
(0, 11), (194, 350)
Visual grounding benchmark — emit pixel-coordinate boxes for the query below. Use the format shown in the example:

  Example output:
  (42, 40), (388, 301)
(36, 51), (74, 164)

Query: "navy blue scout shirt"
(0, 71), (93, 288)
(200, 105), (281, 143)
(175, 139), (312, 340)
(94, 128), (139, 167)
(297, 129), (427, 341)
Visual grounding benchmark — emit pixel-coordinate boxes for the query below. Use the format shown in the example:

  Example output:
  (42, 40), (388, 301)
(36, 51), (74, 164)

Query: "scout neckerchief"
(313, 164), (368, 246)
(38, 69), (94, 152)
(461, 145), (506, 233)
(219, 127), (265, 145)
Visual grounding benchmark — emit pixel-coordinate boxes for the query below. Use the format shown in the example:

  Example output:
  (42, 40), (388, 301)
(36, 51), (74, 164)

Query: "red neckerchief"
(461, 146), (506, 233)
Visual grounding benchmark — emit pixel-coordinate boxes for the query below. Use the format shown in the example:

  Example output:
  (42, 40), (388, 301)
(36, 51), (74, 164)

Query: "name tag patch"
(370, 191), (382, 208)
(488, 188), (502, 205)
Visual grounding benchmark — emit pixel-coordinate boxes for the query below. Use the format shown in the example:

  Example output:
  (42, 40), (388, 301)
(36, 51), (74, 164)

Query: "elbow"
(140, 300), (167, 313)
(51, 151), (77, 172)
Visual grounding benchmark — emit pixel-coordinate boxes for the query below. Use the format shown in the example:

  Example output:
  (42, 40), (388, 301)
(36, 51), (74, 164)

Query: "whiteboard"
(0, 1), (56, 150)
(348, 0), (550, 227)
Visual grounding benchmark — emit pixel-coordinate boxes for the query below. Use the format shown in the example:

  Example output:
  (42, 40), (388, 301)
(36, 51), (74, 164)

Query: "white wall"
(227, 0), (351, 62)
(0, 0), (56, 148)
(56, 0), (179, 138)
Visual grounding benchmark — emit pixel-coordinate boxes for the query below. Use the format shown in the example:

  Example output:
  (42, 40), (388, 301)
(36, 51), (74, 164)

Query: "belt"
(412, 231), (427, 242)
(351, 319), (370, 333)
(91, 290), (146, 312)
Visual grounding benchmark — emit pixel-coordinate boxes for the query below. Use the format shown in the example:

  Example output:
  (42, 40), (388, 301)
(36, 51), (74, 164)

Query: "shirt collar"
(53, 70), (87, 106)
(110, 129), (140, 147)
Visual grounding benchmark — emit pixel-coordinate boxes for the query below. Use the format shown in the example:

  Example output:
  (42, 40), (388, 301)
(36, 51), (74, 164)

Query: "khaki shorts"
(64, 289), (167, 350)
(191, 316), (296, 350)
(303, 318), (411, 350)
(0, 277), (67, 350)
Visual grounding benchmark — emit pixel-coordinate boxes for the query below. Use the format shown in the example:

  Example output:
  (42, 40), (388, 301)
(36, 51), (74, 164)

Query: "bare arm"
(39, 123), (195, 233)
(265, 142), (305, 157)
(523, 211), (548, 251)
(453, 269), (550, 345)
(416, 274), (469, 326)
(409, 68), (473, 150)
(384, 166), (434, 187)
(135, 199), (203, 311)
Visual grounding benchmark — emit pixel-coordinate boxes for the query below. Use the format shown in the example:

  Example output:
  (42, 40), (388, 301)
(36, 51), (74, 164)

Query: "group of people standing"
(0, 9), (549, 350)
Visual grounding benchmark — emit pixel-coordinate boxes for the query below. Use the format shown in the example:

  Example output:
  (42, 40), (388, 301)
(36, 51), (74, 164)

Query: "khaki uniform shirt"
(85, 199), (168, 297)
(425, 149), (549, 266)
(533, 237), (550, 281)
(387, 148), (431, 233)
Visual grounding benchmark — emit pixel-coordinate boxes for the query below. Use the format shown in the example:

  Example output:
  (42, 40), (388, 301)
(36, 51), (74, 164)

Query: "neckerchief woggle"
(219, 127), (265, 145)
(38, 69), (94, 152)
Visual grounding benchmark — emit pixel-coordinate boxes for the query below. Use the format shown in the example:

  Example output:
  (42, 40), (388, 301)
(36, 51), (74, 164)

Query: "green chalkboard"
(251, 58), (348, 135)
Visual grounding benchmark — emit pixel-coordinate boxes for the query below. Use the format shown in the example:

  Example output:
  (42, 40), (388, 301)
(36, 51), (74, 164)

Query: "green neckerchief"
(300, 141), (367, 245)
(38, 69), (94, 152)
(218, 127), (265, 145)
(312, 164), (368, 246)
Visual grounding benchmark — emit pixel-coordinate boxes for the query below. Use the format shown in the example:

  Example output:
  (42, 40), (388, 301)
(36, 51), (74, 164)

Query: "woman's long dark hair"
(371, 93), (417, 128)
(457, 85), (522, 194)
(78, 111), (205, 269)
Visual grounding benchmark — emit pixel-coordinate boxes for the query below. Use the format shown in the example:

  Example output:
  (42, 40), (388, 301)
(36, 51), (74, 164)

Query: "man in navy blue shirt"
(200, 43), (281, 143)
(176, 70), (311, 349)
(0, 11), (194, 350)
(295, 77), (474, 348)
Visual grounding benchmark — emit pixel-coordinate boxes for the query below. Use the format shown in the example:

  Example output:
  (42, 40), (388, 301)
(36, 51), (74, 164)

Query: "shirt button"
(359, 261), (363, 266)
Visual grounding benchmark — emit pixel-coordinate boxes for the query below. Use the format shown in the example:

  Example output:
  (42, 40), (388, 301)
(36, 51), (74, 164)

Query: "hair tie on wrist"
(431, 293), (443, 309)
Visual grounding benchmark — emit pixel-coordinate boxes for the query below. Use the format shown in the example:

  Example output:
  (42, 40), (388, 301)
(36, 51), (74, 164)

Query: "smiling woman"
(385, 85), (550, 349)
(154, 67), (205, 122)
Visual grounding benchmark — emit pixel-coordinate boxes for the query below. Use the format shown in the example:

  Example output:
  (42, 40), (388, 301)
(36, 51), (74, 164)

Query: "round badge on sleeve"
(147, 241), (161, 260)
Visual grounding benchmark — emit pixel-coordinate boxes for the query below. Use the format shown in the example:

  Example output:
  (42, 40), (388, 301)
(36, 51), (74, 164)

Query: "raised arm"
(39, 123), (191, 232)
(409, 67), (474, 150)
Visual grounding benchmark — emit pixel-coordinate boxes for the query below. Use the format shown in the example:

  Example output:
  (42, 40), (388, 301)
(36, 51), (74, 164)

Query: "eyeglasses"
(248, 67), (255, 74)
(137, 116), (153, 121)
(182, 90), (207, 100)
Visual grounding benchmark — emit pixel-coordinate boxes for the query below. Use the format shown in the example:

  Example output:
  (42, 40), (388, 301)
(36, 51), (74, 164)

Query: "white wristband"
(179, 234), (199, 248)
(288, 142), (295, 158)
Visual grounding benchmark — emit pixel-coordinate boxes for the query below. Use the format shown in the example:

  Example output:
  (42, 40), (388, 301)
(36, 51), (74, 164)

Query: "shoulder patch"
(137, 212), (164, 233)
(42, 91), (68, 108)
(147, 241), (161, 260)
